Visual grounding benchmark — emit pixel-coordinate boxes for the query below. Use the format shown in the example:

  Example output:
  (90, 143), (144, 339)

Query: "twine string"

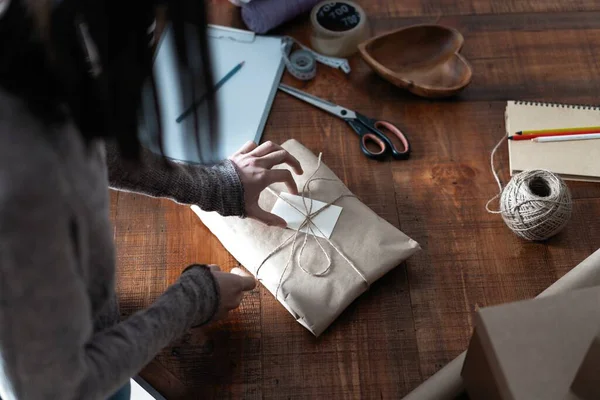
(255, 153), (369, 299)
(485, 135), (572, 214)
(485, 135), (573, 241)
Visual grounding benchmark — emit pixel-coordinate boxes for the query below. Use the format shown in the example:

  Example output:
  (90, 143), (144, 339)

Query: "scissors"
(278, 84), (411, 160)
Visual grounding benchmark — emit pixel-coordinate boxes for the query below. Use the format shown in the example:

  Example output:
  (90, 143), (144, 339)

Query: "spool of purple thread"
(241, 0), (322, 34)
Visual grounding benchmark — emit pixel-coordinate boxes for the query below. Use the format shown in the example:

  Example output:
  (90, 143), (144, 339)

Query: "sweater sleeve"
(105, 141), (246, 217)
(0, 168), (219, 400)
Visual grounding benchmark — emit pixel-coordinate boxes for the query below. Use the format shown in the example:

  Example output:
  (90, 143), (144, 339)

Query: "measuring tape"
(281, 36), (351, 81)
(310, 1), (369, 58)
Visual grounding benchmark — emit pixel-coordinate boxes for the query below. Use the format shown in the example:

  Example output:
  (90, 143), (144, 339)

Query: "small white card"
(270, 193), (343, 239)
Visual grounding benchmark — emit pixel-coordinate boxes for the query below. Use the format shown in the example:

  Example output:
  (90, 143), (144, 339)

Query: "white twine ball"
(499, 170), (572, 241)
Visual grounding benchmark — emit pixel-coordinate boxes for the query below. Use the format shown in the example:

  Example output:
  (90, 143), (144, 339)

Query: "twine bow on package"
(192, 139), (420, 336)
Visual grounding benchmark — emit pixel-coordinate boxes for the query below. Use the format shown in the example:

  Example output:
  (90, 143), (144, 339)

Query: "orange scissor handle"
(374, 120), (410, 158)
(348, 113), (411, 160)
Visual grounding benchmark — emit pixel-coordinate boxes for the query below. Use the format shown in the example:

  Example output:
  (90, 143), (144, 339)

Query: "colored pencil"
(516, 126), (600, 135)
(509, 130), (600, 141)
(533, 133), (600, 143)
(176, 61), (245, 123)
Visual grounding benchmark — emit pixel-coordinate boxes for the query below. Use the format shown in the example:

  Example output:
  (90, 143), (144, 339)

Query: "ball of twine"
(498, 170), (572, 240)
(486, 137), (573, 241)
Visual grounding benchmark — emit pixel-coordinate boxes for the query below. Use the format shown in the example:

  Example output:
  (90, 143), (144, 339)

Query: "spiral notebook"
(506, 101), (600, 182)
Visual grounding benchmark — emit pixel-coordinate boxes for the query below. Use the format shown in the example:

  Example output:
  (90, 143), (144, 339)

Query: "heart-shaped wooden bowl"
(358, 25), (472, 98)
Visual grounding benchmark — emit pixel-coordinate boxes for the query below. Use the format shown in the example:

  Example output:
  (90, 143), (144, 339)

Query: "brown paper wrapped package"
(192, 139), (420, 336)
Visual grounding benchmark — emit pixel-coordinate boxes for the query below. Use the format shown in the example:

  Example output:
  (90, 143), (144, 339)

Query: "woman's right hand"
(229, 141), (303, 227)
(207, 265), (256, 322)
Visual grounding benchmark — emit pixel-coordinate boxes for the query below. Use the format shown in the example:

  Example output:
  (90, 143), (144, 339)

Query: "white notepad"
(139, 24), (286, 163)
(130, 377), (165, 400)
(506, 101), (600, 182)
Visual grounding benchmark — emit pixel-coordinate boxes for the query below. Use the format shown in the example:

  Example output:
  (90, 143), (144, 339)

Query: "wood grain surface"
(110, 1), (600, 398)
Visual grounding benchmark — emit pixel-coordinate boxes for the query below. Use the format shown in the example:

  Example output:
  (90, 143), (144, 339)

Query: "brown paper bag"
(192, 139), (420, 336)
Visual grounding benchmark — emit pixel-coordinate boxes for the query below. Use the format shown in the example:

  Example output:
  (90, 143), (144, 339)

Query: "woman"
(0, 0), (302, 399)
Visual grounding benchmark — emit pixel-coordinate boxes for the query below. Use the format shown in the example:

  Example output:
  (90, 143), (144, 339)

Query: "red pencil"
(509, 130), (600, 141)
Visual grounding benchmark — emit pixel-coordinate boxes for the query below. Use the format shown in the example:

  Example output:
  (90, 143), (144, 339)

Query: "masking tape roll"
(310, 1), (370, 58)
(281, 37), (351, 81)
(290, 50), (317, 78)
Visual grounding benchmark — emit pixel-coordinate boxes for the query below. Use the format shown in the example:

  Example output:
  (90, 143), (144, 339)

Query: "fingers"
(248, 204), (287, 227)
(206, 265), (259, 325)
(230, 267), (250, 277)
(231, 267), (257, 291)
(249, 141), (282, 157)
(266, 169), (298, 195)
(234, 140), (257, 156)
(259, 150), (303, 175)
(209, 266), (256, 292)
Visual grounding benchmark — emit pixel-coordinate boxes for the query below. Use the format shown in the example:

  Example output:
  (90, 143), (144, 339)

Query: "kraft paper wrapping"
(402, 248), (600, 400)
(193, 139), (421, 336)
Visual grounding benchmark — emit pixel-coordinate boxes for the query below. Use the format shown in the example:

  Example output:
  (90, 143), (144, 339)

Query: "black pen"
(176, 61), (245, 123)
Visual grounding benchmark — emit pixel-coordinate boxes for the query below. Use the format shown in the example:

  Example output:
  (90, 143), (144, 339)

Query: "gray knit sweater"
(0, 89), (245, 399)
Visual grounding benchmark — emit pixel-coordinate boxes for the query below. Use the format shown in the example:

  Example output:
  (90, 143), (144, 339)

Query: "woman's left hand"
(229, 141), (303, 227)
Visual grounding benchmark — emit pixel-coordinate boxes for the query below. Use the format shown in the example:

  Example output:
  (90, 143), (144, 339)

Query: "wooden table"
(110, 1), (600, 398)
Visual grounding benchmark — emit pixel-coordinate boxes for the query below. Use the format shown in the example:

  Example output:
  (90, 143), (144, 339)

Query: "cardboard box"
(461, 286), (600, 400)
(402, 248), (600, 400)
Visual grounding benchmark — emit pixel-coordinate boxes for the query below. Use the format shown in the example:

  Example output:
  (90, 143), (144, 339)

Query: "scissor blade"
(278, 84), (356, 120)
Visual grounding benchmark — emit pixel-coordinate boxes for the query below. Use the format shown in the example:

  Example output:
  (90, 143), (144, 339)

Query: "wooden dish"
(358, 25), (473, 98)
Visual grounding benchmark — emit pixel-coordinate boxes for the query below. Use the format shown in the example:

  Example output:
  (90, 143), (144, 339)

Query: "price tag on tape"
(281, 36), (351, 81)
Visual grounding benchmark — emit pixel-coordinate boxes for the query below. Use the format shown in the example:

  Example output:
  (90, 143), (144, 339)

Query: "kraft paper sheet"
(193, 139), (420, 336)
(402, 248), (600, 400)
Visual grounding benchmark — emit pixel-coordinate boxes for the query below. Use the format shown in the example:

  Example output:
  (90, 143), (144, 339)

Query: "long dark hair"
(0, 0), (216, 160)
